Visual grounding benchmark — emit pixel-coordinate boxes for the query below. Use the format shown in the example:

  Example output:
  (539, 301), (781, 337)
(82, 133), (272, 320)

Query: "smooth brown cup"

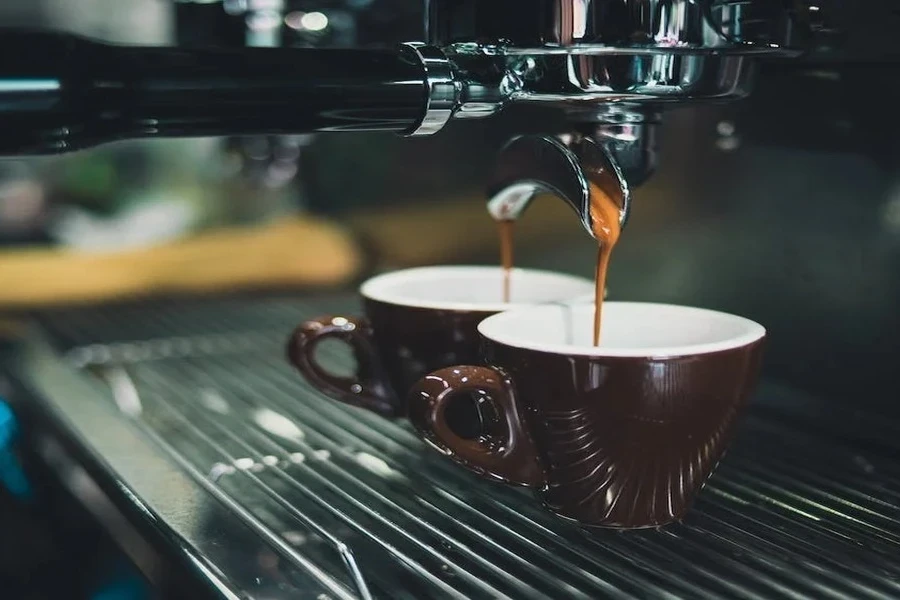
(408, 301), (766, 528)
(287, 265), (593, 420)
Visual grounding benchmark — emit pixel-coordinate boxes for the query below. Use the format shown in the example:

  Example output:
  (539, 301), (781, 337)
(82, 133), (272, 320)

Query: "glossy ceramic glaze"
(408, 302), (766, 528)
(288, 266), (593, 419)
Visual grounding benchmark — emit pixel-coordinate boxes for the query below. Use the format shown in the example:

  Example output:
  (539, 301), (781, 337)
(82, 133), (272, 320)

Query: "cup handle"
(408, 365), (544, 487)
(287, 315), (397, 417)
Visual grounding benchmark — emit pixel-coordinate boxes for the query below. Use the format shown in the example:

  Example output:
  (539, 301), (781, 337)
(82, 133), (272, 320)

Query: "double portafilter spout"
(0, 0), (828, 235)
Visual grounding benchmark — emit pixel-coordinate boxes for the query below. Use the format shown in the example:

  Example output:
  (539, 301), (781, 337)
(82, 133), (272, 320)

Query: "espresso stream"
(589, 182), (622, 345)
(498, 219), (514, 303)
(496, 183), (620, 345)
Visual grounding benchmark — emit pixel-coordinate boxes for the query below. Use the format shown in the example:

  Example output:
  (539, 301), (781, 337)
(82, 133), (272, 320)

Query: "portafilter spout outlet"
(486, 116), (655, 239)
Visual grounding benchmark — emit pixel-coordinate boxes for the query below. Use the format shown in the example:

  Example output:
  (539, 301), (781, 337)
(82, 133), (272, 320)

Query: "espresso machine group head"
(0, 0), (832, 236)
(434, 0), (824, 233)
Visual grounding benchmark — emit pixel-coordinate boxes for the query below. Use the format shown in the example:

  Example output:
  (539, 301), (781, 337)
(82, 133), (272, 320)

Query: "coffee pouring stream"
(487, 129), (634, 345)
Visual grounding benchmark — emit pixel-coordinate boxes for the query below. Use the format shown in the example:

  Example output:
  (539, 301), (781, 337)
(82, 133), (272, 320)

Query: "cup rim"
(478, 301), (766, 358)
(359, 265), (594, 312)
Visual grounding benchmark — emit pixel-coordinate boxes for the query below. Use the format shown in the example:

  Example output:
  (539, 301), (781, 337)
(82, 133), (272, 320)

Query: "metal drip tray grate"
(22, 297), (900, 599)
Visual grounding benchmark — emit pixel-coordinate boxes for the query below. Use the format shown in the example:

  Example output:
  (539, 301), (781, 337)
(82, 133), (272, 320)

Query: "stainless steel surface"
(13, 295), (900, 599)
(429, 0), (813, 55)
(403, 44), (458, 137)
(422, 0), (822, 207)
(427, 0), (811, 117)
(488, 133), (631, 235)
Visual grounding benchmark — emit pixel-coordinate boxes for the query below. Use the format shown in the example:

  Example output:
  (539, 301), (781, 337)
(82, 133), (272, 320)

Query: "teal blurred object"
(90, 558), (149, 600)
(0, 398), (31, 499)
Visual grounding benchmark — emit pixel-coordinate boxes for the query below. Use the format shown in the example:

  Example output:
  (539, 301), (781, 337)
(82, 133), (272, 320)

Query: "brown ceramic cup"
(408, 301), (766, 528)
(287, 265), (593, 420)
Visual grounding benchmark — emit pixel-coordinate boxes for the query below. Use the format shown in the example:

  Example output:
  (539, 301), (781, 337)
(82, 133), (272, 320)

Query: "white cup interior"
(360, 266), (593, 311)
(478, 302), (766, 357)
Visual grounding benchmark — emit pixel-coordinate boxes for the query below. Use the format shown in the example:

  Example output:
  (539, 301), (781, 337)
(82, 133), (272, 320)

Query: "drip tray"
(13, 296), (900, 599)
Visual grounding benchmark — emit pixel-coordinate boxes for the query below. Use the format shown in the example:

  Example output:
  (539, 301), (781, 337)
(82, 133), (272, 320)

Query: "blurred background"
(0, 1), (897, 598)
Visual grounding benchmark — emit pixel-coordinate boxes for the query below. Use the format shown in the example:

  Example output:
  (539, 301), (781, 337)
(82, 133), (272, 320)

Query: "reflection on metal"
(487, 133), (633, 238)
(13, 296), (900, 599)
(402, 43), (457, 137)
(102, 367), (143, 417)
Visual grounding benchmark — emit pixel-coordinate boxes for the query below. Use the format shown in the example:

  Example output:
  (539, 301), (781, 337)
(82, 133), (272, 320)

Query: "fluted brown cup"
(408, 302), (766, 528)
(287, 266), (593, 434)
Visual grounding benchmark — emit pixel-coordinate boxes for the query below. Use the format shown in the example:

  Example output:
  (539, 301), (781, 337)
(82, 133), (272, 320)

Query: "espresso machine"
(2, 1), (900, 599)
(0, 0), (845, 228)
